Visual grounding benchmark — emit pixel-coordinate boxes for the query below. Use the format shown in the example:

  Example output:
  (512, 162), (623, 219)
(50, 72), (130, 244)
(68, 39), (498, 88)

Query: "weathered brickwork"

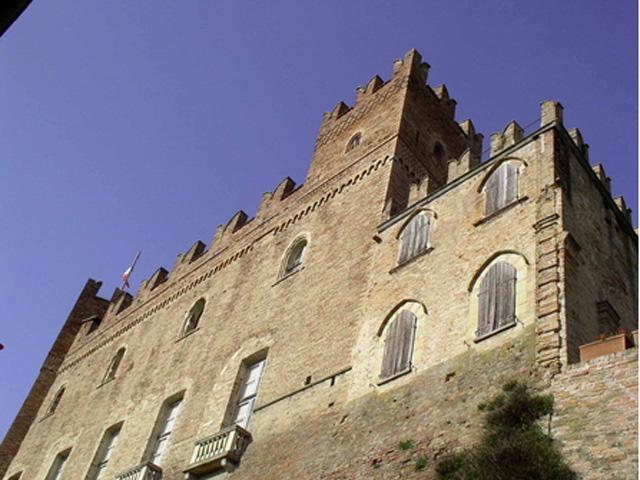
(2, 49), (637, 480)
(551, 350), (638, 479)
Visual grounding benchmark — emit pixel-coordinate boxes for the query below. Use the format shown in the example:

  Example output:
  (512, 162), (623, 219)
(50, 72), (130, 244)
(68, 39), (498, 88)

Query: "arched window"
(484, 163), (519, 215)
(477, 262), (517, 338)
(380, 310), (417, 380)
(182, 298), (205, 336)
(46, 386), (65, 416)
(146, 394), (184, 467)
(398, 212), (430, 265)
(102, 347), (125, 384)
(281, 237), (307, 277)
(346, 132), (361, 152)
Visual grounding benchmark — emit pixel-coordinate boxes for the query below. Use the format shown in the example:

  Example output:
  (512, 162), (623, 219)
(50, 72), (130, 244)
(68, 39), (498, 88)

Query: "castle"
(1, 49), (637, 480)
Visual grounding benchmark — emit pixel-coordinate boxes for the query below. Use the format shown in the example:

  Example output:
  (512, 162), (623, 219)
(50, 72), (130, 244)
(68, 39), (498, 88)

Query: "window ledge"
(377, 367), (412, 386)
(473, 196), (529, 227)
(389, 247), (434, 274)
(272, 266), (304, 287)
(176, 327), (200, 343)
(473, 320), (517, 343)
(39, 412), (54, 423)
(97, 378), (115, 390)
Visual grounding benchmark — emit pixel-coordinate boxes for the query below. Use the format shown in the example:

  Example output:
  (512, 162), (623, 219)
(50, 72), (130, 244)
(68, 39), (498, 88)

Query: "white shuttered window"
(380, 310), (417, 380)
(484, 163), (519, 215)
(398, 213), (430, 265)
(45, 450), (70, 480)
(477, 262), (517, 337)
(102, 348), (125, 384)
(282, 239), (307, 277)
(232, 359), (266, 429)
(149, 398), (182, 466)
(88, 425), (121, 480)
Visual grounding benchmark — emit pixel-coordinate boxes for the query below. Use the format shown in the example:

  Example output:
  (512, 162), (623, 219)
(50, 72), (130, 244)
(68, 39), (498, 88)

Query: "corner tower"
(305, 49), (483, 215)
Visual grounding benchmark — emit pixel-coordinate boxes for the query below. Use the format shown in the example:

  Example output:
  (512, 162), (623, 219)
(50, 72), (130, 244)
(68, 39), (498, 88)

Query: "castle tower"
(306, 49), (482, 216)
(1, 49), (637, 480)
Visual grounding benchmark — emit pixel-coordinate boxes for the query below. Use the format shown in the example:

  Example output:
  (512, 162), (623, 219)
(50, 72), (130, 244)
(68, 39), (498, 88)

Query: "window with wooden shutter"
(46, 386), (65, 416)
(87, 423), (121, 480)
(182, 298), (205, 336)
(102, 347), (125, 384)
(380, 310), (417, 380)
(282, 238), (307, 277)
(484, 163), (519, 215)
(148, 397), (183, 467)
(45, 449), (71, 480)
(231, 358), (266, 429)
(477, 262), (517, 338)
(346, 132), (361, 152)
(397, 213), (430, 265)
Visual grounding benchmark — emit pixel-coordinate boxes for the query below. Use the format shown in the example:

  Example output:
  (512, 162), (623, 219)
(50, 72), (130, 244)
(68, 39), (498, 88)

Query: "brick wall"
(551, 349), (638, 479)
(2, 50), (636, 480)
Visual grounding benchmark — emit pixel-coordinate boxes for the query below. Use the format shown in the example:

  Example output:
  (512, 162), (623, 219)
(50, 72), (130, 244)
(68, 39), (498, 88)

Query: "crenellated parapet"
(257, 177), (297, 220)
(490, 120), (524, 157)
(614, 196), (633, 224)
(591, 164), (611, 193)
(448, 119), (483, 181)
(432, 84), (456, 120)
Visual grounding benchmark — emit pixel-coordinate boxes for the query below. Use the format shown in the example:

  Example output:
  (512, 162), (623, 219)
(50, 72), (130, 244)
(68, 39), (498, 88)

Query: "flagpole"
(121, 250), (142, 290)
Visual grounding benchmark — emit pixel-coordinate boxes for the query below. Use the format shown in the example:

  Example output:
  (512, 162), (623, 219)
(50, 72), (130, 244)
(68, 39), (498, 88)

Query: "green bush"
(415, 455), (428, 471)
(398, 439), (415, 450)
(436, 381), (576, 480)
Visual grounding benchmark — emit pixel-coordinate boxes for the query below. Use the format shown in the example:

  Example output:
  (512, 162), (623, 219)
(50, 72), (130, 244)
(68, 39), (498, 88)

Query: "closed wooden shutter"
(398, 213), (430, 264)
(103, 348), (125, 383)
(380, 310), (417, 379)
(477, 265), (497, 336)
(485, 164), (519, 215)
(505, 163), (519, 205)
(485, 169), (500, 215)
(496, 262), (517, 328)
(477, 262), (516, 336)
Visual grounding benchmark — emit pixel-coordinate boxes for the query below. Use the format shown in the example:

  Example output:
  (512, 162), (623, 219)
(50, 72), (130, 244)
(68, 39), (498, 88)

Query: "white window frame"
(45, 449), (71, 480)
(231, 358), (266, 429)
(280, 237), (307, 278)
(147, 397), (183, 467)
(87, 424), (121, 480)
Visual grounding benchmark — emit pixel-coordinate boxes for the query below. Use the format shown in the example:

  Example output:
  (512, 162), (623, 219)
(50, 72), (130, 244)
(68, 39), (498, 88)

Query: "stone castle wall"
(551, 349), (638, 480)
(2, 50), (637, 480)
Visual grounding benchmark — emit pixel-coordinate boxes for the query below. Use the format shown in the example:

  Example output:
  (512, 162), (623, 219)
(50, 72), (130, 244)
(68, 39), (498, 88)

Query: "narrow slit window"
(477, 261), (517, 338)
(380, 310), (417, 380)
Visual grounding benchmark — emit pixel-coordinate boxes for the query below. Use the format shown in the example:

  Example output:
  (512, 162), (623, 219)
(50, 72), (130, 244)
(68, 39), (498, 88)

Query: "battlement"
(318, 49), (429, 129)
(64, 52), (635, 346)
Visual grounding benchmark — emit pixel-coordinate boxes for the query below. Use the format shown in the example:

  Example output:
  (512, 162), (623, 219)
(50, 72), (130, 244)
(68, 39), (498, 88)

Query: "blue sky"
(0, 1), (637, 438)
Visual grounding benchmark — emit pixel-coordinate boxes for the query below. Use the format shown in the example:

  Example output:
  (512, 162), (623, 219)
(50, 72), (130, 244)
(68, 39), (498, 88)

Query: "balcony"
(115, 462), (162, 480)
(184, 425), (252, 477)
